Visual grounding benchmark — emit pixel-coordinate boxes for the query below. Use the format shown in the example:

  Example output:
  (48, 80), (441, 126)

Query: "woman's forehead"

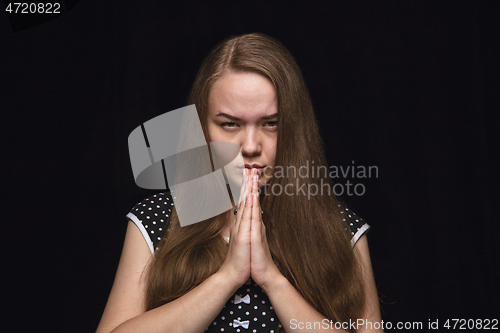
(208, 72), (278, 120)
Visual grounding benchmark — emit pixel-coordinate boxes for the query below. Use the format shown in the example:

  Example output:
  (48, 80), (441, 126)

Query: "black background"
(2, 1), (499, 332)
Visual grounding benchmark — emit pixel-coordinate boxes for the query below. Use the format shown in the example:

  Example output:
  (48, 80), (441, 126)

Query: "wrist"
(260, 271), (287, 295)
(213, 270), (245, 294)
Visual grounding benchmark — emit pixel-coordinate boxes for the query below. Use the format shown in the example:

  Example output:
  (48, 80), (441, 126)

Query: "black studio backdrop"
(2, 1), (498, 332)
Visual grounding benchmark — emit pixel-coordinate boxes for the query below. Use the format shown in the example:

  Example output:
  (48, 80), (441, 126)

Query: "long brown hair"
(145, 33), (365, 330)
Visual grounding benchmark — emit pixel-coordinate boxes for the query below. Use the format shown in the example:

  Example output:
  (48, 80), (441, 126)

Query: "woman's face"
(207, 71), (278, 189)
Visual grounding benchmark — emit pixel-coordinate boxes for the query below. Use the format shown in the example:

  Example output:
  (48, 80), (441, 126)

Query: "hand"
(248, 169), (283, 291)
(218, 168), (253, 288)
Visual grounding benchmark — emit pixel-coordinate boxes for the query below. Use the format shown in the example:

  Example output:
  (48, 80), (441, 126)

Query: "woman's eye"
(265, 121), (278, 128)
(220, 122), (238, 128)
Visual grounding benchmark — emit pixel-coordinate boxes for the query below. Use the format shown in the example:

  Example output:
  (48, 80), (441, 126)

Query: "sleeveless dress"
(126, 192), (370, 333)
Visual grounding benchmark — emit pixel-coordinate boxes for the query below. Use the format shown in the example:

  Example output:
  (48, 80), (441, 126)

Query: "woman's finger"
(234, 169), (251, 232)
(231, 169), (247, 234)
(237, 169), (254, 234)
(237, 168), (249, 208)
(235, 168), (249, 213)
(251, 170), (261, 240)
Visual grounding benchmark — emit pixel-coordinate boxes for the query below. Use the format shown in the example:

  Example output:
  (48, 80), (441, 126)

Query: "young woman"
(97, 33), (382, 333)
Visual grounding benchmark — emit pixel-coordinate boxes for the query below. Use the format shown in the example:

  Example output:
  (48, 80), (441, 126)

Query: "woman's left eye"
(220, 122), (238, 128)
(264, 121), (278, 128)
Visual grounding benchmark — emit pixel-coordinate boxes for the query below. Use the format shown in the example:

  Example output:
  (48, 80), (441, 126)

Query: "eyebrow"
(215, 112), (278, 121)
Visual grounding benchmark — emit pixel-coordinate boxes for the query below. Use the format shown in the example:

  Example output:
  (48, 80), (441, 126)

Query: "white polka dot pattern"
(128, 192), (173, 251)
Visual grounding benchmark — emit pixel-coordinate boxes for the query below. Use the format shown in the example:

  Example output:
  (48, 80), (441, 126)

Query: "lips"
(245, 163), (264, 168)
(244, 164), (266, 175)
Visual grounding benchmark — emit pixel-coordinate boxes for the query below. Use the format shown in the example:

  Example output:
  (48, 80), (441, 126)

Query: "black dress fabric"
(126, 191), (370, 333)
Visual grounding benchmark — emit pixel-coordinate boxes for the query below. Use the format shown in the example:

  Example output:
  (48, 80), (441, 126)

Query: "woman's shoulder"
(126, 192), (174, 254)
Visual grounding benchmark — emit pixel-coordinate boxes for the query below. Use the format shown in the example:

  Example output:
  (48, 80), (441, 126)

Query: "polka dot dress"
(209, 278), (280, 332)
(338, 204), (371, 247)
(126, 192), (174, 254)
(126, 192), (370, 332)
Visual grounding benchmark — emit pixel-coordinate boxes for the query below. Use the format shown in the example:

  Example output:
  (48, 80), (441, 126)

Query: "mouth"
(244, 164), (266, 176)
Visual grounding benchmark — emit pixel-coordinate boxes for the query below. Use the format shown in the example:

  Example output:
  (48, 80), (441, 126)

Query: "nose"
(239, 128), (261, 158)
